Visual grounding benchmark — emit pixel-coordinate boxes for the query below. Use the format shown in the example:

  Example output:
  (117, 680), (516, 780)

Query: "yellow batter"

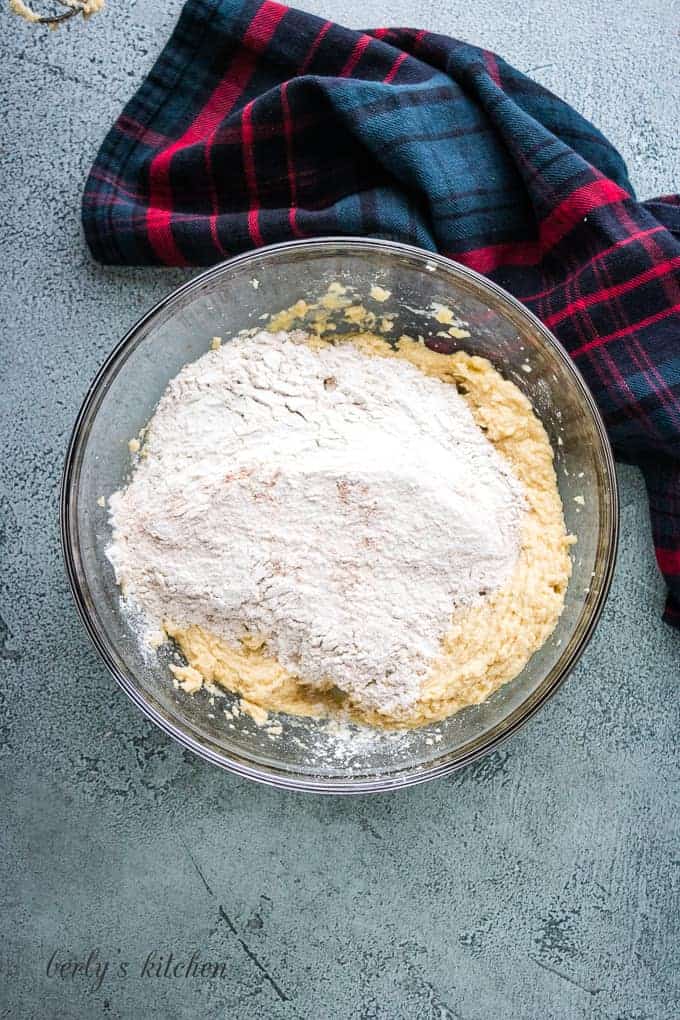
(164, 326), (573, 729)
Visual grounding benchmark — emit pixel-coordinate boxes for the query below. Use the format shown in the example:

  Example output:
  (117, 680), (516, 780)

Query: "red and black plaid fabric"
(83, 0), (680, 626)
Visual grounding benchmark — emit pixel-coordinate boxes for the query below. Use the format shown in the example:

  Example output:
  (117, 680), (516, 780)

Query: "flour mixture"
(107, 327), (572, 727)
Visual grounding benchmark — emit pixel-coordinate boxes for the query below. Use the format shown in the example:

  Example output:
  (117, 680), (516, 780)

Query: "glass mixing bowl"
(61, 238), (618, 793)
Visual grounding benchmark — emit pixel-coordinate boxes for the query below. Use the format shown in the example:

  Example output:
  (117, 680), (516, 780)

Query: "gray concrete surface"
(1, 2), (678, 1018)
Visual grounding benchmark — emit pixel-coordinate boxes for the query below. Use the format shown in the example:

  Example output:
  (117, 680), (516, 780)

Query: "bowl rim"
(60, 236), (619, 794)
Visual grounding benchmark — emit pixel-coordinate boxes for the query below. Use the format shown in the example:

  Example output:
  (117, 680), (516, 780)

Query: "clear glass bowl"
(61, 239), (618, 793)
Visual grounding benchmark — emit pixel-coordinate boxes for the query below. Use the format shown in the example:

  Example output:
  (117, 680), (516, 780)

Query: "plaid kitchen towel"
(83, 0), (680, 626)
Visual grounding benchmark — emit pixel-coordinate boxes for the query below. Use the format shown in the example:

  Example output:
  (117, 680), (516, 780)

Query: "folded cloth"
(83, 0), (680, 626)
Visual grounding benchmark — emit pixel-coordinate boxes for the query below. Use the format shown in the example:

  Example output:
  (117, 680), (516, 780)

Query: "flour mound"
(107, 331), (525, 717)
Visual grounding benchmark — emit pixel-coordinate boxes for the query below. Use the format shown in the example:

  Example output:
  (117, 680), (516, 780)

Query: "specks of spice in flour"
(106, 331), (525, 718)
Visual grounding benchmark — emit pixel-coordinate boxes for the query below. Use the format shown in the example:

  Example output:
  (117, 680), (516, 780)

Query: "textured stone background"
(1, 2), (678, 1018)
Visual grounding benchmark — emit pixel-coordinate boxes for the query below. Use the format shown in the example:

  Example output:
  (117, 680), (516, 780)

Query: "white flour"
(107, 331), (525, 716)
